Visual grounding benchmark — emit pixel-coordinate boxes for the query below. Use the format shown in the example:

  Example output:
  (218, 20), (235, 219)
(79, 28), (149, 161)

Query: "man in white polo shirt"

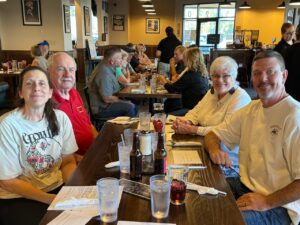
(205, 50), (300, 225)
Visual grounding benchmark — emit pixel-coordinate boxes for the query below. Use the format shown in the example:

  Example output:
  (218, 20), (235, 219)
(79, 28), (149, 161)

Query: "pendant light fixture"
(219, 0), (231, 6)
(289, 0), (300, 5)
(277, 1), (286, 8)
(239, 1), (251, 9)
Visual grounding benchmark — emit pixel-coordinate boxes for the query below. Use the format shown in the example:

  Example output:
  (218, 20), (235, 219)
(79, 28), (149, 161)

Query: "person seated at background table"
(38, 40), (51, 59)
(116, 49), (140, 86)
(158, 47), (210, 116)
(0, 66), (78, 225)
(88, 46), (137, 118)
(204, 51), (300, 225)
(172, 56), (251, 176)
(274, 23), (295, 56)
(169, 45), (186, 82)
(135, 43), (152, 66)
(31, 45), (48, 71)
(48, 52), (98, 162)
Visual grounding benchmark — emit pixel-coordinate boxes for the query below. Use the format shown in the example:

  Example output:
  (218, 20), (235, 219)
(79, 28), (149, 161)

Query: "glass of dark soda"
(168, 166), (188, 205)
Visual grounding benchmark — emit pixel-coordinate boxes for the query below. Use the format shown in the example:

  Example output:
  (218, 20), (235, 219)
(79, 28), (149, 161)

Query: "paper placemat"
(172, 150), (202, 165)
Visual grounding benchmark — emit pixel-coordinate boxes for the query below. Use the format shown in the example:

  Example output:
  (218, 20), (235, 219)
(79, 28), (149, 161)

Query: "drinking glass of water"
(96, 178), (120, 223)
(150, 175), (171, 219)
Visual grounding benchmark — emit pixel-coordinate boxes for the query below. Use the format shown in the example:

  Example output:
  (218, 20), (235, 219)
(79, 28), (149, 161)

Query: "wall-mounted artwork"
(103, 16), (108, 33)
(84, 6), (90, 36)
(112, 15), (125, 31)
(146, 18), (160, 34)
(63, 5), (71, 33)
(21, 0), (42, 26)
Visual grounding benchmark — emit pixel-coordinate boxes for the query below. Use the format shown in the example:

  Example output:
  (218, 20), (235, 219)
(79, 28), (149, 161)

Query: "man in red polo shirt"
(48, 52), (98, 162)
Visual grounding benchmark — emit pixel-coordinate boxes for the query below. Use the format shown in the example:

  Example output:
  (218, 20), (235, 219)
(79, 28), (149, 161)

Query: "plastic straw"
(121, 134), (125, 146)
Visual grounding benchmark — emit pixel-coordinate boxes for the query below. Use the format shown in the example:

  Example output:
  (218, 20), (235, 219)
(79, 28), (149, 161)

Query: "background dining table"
(39, 122), (245, 225)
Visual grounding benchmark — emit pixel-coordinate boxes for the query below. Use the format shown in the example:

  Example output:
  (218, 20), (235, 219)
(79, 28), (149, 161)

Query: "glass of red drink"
(153, 113), (166, 133)
(168, 166), (188, 205)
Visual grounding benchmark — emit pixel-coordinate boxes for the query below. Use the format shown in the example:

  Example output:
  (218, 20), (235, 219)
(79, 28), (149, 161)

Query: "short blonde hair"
(175, 45), (186, 54)
(121, 49), (129, 59)
(184, 47), (208, 77)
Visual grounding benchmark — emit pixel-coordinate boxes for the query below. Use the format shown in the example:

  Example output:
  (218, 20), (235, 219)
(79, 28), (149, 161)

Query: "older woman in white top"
(172, 56), (251, 176)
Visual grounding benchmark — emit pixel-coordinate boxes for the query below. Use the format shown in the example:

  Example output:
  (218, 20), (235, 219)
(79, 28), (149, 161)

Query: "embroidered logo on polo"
(77, 106), (84, 113)
(270, 125), (281, 136)
(22, 128), (61, 174)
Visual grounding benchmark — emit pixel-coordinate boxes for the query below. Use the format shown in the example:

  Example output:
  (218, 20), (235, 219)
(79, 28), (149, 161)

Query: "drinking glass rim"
(96, 177), (119, 186)
(150, 174), (170, 184)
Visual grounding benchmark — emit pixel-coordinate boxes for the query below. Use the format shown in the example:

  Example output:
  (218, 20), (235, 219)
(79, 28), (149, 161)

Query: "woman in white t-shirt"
(172, 56), (252, 176)
(0, 66), (78, 225)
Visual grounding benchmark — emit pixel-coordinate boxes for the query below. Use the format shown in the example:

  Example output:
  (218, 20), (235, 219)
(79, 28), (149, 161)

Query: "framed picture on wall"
(84, 6), (91, 36)
(112, 15), (125, 31)
(146, 18), (160, 34)
(103, 16), (108, 33)
(21, 0), (42, 26)
(63, 5), (71, 33)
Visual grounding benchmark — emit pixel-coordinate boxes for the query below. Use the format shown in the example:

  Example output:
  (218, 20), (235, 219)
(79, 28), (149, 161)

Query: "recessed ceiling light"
(0, 0), (7, 2)
(147, 13), (156, 15)
(142, 2), (154, 7)
(138, 0), (150, 1)
(145, 9), (155, 12)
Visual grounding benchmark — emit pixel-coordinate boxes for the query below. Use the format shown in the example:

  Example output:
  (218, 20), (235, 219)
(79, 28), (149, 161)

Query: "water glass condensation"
(11, 60), (17, 72)
(139, 74), (146, 92)
(151, 132), (158, 153)
(150, 175), (171, 219)
(123, 128), (134, 147)
(118, 142), (131, 173)
(139, 112), (151, 131)
(96, 178), (120, 223)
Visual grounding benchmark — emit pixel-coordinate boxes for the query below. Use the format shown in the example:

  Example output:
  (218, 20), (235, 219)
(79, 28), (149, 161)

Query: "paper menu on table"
(48, 186), (123, 211)
(48, 186), (98, 211)
(172, 150), (202, 165)
(46, 209), (98, 225)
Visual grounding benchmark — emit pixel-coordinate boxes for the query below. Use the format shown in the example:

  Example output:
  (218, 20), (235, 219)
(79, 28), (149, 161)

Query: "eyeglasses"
(211, 74), (231, 80)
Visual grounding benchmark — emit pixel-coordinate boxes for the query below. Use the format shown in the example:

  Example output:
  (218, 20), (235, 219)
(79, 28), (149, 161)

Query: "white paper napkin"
(131, 89), (145, 94)
(187, 183), (226, 195)
(172, 141), (202, 147)
(107, 117), (138, 125)
(55, 197), (98, 209)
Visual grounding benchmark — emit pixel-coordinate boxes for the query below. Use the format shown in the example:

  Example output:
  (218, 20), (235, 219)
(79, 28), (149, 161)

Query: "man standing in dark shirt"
(284, 24), (300, 101)
(274, 23), (294, 56)
(156, 26), (181, 77)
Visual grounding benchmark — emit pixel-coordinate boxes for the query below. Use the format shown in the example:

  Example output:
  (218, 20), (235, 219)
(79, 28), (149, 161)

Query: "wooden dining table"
(39, 122), (245, 225)
(117, 85), (181, 113)
(117, 85), (181, 99)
